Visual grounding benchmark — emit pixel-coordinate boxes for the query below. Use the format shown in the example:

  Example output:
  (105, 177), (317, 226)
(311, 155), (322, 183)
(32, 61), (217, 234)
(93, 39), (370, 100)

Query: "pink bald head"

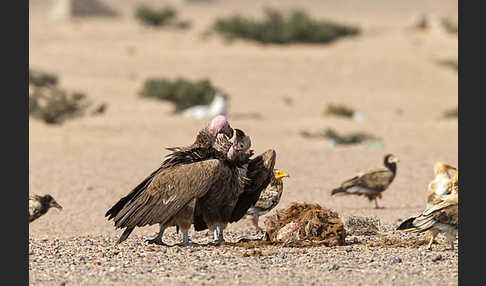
(209, 115), (233, 139)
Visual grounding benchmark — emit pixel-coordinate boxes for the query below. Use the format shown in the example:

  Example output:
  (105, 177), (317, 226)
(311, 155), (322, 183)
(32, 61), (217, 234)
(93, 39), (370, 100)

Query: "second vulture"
(331, 154), (399, 209)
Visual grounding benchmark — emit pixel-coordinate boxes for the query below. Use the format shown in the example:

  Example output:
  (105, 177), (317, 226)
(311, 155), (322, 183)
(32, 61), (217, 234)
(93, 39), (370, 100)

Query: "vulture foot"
(145, 237), (167, 246)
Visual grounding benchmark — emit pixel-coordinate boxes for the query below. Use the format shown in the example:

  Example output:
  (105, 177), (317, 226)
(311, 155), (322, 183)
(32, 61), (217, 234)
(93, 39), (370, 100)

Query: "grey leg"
(252, 216), (264, 234)
(176, 228), (199, 246)
(145, 224), (167, 245)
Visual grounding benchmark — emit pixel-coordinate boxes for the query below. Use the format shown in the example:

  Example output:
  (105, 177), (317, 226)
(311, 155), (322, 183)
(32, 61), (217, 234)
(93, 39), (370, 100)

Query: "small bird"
(29, 194), (63, 223)
(397, 173), (458, 250)
(244, 169), (290, 234)
(426, 162), (457, 207)
(331, 154), (399, 209)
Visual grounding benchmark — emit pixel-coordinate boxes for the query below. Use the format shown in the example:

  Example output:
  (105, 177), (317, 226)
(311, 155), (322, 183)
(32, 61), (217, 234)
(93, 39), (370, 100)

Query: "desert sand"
(29, 0), (458, 285)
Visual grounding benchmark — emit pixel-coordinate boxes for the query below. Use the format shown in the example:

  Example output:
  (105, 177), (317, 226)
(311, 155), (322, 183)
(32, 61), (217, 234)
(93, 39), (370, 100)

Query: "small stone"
(329, 264), (340, 271)
(432, 255), (443, 262)
(391, 257), (402, 264)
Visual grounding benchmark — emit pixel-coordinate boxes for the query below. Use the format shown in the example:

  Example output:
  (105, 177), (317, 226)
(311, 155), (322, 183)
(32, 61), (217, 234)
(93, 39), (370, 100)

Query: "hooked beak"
(221, 125), (234, 139)
(51, 201), (63, 211)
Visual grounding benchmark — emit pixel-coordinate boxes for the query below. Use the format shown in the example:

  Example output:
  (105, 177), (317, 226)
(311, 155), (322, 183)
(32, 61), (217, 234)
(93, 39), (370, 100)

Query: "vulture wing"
(230, 149), (277, 222)
(344, 167), (394, 191)
(397, 193), (458, 233)
(112, 159), (227, 231)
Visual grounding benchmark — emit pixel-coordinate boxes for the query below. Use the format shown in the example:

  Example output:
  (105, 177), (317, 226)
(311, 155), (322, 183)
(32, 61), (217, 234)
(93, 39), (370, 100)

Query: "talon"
(145, 238), (167, 246)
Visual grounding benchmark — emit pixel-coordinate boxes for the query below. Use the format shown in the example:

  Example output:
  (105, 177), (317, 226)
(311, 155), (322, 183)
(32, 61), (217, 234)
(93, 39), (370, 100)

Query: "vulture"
(105, 115), (234, 245)
(29, 194), (63, 223)
(107, 128), (250, 246)
(244, 169), (290, 234)
(426, 162), (457, 207)
(397, 172), (458, 250)
(192, 147), (277, 243)
(331, 154), (399, 209)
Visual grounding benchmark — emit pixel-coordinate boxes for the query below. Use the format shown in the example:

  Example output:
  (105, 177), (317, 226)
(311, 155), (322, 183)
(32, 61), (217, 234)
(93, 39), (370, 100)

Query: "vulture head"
(274, 169), (290, 181)
(228, 129), (251, 160)
(384, 154), (399, 167)
(433, 162), (457, 177)
(209, 115), (234, 141)
(40, 194), (63, 211)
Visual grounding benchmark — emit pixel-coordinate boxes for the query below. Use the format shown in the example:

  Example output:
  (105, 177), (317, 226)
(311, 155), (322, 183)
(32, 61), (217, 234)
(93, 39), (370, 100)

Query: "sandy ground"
(29, 0), (458, 285)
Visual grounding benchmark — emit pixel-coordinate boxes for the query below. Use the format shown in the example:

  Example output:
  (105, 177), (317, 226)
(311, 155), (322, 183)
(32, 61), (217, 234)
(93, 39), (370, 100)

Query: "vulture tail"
(117, 227), (135, 245)
(396, 217), (416, 231)
(331, 187), (347, 196)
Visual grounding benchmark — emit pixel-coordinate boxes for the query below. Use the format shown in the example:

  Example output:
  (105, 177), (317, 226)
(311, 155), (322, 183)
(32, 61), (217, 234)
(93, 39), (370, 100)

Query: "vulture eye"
(239, 143), (244, 148)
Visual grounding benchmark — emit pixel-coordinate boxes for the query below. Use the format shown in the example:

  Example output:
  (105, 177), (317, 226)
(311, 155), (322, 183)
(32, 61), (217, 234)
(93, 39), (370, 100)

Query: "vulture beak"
(51, 201), (63, 211)
(275, 170), (290, 179)
(222, 125), (234, 139)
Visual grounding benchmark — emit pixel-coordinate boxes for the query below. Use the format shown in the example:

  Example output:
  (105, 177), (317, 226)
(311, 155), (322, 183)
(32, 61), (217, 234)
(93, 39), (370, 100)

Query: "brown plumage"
(397, 178), (458, 250)
(245, 169), (289, 234)
(426, 162), (457, 207)
(192, 147), (277, 242)
(29, 194), (62, 223)
(331, 154), (399, 209)
(108, 128), (249, 246)
(105, 115), (233, 245)
(424, 168), (458, 249)
(190, 129), (255, 243)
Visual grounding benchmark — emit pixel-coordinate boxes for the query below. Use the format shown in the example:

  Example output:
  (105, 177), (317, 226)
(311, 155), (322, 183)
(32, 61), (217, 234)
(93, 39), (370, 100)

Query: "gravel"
(29, 225), (458, 286)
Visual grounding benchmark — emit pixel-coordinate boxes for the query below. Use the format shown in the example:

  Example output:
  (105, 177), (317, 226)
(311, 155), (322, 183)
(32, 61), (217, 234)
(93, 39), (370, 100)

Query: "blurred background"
(29, 0), (457, 238)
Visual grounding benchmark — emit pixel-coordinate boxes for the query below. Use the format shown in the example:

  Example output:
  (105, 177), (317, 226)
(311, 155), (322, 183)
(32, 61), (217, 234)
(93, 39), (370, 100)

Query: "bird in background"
(330, 154), (399, 209)
(29, 194), (63, 223)
(181, 92), (229, 120)
(244, 169), (290, 234)
(397, 171), (458, 250)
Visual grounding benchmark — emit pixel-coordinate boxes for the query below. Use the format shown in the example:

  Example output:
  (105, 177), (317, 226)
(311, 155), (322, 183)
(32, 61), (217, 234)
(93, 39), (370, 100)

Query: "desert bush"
(135, 5), (190, 28)
(442, 106), (458, 118)
(29, 69), (58, 87)
(209, 8), (359, 44)
(323, 103), (355, 118)
(437, 59), (458, 71)
(29, 86), (91, 124)
(139, 78), (220, 112)
(300, 127), (380, 145)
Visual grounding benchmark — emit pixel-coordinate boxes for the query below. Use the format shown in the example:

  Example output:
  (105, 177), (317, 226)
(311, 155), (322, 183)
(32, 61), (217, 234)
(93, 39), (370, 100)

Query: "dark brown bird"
(105, 115), (234, 245)
(331, 154), (399, 209)
(397, 180), (458, 250)
(107, 128), (249, 246)
(244, 169), (289, 234)
(29, 194), (63, 223)
(192, 144), (277, 243)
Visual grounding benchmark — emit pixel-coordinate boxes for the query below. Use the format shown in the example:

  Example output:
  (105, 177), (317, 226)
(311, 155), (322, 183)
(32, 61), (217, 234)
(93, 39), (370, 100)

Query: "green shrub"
(135, 5), (190, 28)
(209, 8), (359, 44)
(29, 86), (91, 124)
(300, 128), (380, 145)
(437, 59), (458, 71)
(139, 78), (220, 112)
(442, 106), (458, 118)
(323, 103), (355, 118)
(29, 68), (58, 87)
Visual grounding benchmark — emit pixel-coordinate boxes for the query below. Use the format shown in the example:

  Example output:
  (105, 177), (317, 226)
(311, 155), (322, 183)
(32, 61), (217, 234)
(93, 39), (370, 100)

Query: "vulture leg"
(426, 231), (438, 250)
(445, 232), (456, 250)
(374, 198), (383, 209)
(251, 216), (264, 234)
(176, 229), (199, 246)
(145, 224), (167, 246)
(217, 224), (226, 242)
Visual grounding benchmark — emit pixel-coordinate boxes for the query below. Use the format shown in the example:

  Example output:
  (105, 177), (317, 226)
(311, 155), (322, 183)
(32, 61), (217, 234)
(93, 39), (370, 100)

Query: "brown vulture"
(397, 175), (458, 250)
(331, 154), (399, 209)
(105, 115), (234, 245)
(244, 169), (289, 234)
(107, 128), (250, 246)
(426, 162), (457, 207)
(29, 194), (63, 223)
(192, 147), (277, 243)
